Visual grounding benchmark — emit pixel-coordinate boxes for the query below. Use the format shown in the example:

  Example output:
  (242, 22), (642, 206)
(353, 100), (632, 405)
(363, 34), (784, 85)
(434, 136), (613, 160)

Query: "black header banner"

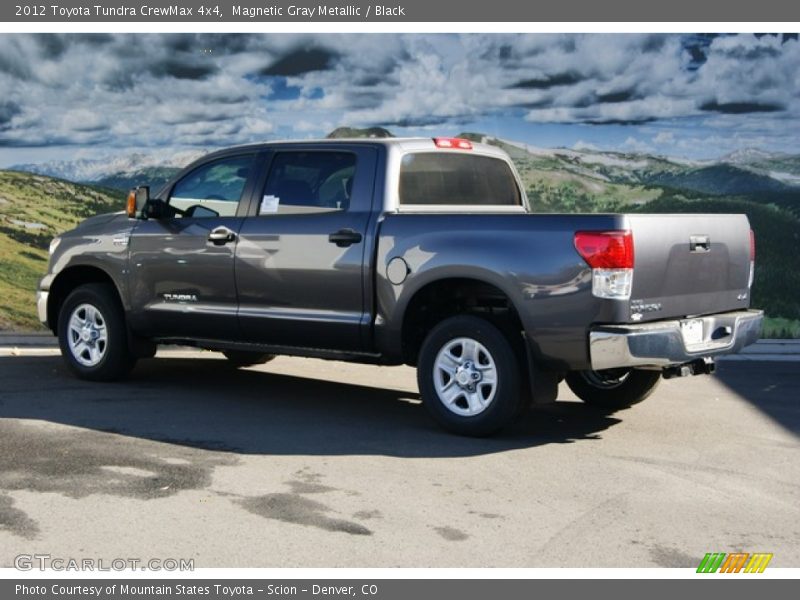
(3, 579), (797, 600)
(4, 0), (800, 22)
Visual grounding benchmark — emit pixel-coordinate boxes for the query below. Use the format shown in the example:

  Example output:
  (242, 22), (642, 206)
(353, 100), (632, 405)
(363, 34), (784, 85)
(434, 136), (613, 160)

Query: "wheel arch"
(397, 274), (526, 366)
(47, 265), (124, 335)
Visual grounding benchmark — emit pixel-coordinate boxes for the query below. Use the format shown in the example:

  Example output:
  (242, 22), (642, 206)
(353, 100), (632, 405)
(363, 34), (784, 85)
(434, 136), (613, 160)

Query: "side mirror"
(126, 186), (150, 219)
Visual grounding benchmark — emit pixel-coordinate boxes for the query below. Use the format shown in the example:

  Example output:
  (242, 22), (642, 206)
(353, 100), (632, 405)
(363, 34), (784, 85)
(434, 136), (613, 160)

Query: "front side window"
(399, 152), (521, 206)
(259, 151), (357, 215)
(169, 155), (255, 218)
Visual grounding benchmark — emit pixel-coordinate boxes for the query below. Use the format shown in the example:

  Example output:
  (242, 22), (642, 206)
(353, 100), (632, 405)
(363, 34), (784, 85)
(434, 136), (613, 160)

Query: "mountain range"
(1, 127), (799, 333)
(473, 135), (800, 196)
(11, 149), (207, 195)
(10, 130), (800, 205)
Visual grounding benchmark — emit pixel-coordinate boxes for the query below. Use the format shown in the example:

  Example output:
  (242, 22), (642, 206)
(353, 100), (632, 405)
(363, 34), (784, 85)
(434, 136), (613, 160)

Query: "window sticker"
(260, 194), (280, 214)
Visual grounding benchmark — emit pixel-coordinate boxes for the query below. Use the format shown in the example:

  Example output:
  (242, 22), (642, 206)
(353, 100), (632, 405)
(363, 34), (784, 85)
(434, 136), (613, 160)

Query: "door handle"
(208, 227), (237, 245)
(689, 235), (711, 253)
(328, 228), (363, 247)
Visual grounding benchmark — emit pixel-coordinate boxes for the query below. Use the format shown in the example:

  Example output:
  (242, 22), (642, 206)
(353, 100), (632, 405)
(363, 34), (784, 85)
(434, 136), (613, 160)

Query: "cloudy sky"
(1, 32), (799, 167)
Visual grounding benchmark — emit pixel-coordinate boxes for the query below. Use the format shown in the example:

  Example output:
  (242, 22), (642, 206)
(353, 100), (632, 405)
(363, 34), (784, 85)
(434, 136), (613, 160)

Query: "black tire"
(565, 368), (661, 411)
(57, 283), (136, 381)
(222, 351), (276, 368)
(417, 315), (524, 436)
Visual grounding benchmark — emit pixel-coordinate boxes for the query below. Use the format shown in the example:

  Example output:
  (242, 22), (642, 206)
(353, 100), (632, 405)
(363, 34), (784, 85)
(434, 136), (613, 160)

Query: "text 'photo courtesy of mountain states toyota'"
(36, 137), (763, 436)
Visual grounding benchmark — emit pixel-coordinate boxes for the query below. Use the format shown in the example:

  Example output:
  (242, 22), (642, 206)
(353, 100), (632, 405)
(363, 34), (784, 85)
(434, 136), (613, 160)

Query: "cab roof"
(199, 137), (509, 161)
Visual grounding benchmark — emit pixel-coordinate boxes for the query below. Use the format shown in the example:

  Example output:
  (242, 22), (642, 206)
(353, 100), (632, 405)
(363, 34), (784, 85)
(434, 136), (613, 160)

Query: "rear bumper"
(589, 309), (763, 370)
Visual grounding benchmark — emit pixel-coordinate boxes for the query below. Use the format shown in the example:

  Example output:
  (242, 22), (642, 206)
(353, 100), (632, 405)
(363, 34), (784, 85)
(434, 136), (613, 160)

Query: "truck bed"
(374, 211), (753, 369)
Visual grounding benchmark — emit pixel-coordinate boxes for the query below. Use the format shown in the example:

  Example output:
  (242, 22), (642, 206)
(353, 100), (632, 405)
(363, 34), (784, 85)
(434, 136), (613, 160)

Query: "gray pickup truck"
(37, 137), (762, 435)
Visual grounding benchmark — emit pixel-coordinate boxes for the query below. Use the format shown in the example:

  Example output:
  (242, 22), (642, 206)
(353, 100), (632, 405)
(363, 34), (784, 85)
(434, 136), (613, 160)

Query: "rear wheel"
(222, 351), (276, 368)
(58, 283), (136, 381)
(417, 315), (524, 436)
(565, 368), (661, 411)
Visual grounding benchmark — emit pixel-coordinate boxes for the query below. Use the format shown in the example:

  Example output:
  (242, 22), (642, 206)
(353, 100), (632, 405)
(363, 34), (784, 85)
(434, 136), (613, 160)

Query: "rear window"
(399, 152), (521, 206)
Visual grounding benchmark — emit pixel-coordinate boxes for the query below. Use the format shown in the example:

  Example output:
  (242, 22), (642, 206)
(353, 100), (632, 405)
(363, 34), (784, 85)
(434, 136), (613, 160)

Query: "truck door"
(127, 153), (259, 340)
(235, 146), (377, 351)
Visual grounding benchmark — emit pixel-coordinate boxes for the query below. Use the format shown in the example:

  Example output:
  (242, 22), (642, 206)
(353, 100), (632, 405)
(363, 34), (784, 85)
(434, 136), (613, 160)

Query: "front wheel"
(417, 315), (524, 436)
(58, 283), (136, 381)
(565, 368), (661, 411)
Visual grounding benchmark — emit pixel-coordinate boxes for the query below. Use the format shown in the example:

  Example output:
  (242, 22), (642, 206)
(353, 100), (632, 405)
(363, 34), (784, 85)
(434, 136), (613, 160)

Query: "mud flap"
(524, 342), (560, 404)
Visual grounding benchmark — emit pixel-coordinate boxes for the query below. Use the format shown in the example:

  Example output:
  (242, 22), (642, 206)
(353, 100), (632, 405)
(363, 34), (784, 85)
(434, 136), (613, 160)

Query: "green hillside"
(648, 164), (792, 196)
(741, 155), (800, 177)
(0, 170), (123, 330)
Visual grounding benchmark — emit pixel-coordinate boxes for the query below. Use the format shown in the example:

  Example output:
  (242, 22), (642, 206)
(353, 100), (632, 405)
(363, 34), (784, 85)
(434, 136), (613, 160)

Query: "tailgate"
(626, 213), (752, 321)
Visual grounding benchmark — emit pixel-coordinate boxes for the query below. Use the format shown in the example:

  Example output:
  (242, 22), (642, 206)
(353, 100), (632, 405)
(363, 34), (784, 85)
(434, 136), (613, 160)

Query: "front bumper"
(36, 290), (49, 327)
(589, 309), (763, 370)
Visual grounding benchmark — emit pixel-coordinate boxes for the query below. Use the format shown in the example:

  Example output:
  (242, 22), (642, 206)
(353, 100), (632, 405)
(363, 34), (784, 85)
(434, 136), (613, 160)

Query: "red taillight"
(574, 231), (634, 269)
(433, 137), (473, 150)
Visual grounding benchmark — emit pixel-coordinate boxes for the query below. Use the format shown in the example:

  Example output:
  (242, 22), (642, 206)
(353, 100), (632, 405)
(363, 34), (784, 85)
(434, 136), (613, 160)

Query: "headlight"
(49, 237), (61, 255)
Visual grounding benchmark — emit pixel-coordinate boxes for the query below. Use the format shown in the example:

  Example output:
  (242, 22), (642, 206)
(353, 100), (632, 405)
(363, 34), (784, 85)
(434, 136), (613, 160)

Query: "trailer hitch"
(662, 357), (716, 379)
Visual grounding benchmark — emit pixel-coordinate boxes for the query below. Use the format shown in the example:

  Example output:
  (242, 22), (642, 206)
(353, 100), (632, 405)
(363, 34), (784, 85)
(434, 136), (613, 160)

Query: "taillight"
(574, 230), (634, 299)
(433, 137), (473, 150)
(748, 229), (755, 288)
(574, 231), (634, 269)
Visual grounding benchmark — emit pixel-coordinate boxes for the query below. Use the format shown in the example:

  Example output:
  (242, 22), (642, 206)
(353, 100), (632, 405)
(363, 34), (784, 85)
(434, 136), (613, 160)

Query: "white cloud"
(652, 131), (675, 144)
(0, 33), (799, 163)
(622, 136), (654, 153)
(573, 140), (599, 151)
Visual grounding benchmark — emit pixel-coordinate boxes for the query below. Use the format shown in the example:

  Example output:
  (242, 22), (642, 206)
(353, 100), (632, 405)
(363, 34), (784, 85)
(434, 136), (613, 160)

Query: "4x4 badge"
(631, 300), (662, 315)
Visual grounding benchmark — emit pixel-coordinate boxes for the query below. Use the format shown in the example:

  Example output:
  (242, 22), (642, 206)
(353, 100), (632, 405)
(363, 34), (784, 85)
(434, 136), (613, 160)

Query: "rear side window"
(260, 151), (356, 215)
(399, 153), (521, 206)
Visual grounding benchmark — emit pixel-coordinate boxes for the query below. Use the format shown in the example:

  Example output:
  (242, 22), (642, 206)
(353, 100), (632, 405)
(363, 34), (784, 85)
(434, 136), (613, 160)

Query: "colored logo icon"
(697, 552), (773, 573)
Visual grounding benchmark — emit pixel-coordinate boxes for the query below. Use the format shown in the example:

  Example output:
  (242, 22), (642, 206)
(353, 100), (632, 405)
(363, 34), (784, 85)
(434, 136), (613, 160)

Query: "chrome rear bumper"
(589, 309), (763, 370)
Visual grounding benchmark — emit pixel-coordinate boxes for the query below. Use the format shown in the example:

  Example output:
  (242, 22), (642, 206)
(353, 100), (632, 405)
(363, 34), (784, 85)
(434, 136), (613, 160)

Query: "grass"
(762, 317), (800, 339)
(0, 233), (48, 330)
(0, 170), (122, 331)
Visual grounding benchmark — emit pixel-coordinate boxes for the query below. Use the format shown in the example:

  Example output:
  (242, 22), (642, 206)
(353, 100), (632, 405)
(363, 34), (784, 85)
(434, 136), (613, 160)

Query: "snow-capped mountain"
(11, 149), (208, 183)
(719, 148), (786, 165)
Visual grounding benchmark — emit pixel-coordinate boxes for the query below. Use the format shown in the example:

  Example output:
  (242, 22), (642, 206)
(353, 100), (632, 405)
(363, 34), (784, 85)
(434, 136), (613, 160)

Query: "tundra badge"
(163, 293), (198, 303)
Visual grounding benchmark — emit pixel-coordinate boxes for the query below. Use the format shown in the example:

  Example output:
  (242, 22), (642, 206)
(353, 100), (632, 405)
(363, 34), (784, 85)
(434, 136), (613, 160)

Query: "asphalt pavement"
(0, 346), (797, 568)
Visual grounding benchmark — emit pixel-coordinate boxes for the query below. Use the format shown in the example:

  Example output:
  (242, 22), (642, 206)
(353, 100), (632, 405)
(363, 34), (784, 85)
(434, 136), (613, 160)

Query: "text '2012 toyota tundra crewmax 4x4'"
(37, 137), (763, 436)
